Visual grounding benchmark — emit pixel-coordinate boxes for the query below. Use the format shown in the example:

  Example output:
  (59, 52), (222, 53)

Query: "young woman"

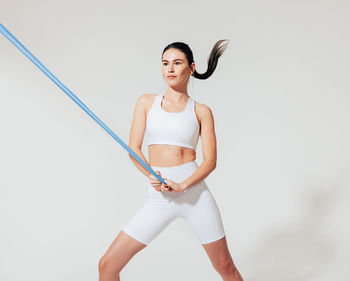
(98, 40), (244, 281)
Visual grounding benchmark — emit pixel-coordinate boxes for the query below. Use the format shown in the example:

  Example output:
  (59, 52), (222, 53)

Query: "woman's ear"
(190, 62), (195, 75)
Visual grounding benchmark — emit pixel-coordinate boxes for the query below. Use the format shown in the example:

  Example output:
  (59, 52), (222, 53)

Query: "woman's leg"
(98, 230), (147, 281)
(178, 178), (244, 281)
(202, 236), (244, 281)
(99, 184), (177, 281)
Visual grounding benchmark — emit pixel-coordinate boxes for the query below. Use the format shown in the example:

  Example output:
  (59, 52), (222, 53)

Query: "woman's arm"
(180, 103), (217, 191)
(128, 94), (151, 178)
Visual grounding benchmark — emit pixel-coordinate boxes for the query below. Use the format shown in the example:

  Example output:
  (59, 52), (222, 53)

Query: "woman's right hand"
(148, 170), (164, 192)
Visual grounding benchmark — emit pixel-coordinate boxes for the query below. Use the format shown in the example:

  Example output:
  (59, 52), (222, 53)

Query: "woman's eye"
(162, 62), (181, 65)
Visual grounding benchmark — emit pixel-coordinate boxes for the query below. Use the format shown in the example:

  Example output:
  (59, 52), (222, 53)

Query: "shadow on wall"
(246, 181), (342, 281)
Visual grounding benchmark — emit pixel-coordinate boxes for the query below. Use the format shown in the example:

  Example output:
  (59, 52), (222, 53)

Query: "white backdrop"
(1, 1), (349, 280)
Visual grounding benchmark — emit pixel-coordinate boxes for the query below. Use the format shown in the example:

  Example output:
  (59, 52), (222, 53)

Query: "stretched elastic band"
(0, 22), (166, 185)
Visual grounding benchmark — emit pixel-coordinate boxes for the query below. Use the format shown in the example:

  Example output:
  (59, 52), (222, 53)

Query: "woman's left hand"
(161, 179), (185, 193)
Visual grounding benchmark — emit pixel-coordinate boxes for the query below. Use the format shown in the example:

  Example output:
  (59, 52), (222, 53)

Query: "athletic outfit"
(121, 93), (226, 245)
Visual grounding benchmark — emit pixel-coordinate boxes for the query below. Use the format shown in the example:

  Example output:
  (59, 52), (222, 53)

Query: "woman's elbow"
(128, 147), (141, 159)
(205, 159), (216, 171)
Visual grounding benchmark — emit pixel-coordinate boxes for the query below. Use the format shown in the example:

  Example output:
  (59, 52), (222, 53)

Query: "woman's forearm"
(181, 160), (216, 190)
(128, 149), (151, 178)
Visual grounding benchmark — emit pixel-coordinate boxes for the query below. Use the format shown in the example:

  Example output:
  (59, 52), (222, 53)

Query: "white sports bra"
(144, 93), (200, 150)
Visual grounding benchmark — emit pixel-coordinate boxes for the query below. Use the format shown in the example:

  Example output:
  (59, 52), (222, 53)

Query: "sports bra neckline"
(159, 93), (191, 114)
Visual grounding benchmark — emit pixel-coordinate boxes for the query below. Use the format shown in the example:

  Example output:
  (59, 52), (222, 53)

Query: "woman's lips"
(167, 76), (177, 78)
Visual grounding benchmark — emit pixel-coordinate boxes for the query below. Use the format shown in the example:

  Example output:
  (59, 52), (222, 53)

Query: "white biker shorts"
(121, 160), (226, 245)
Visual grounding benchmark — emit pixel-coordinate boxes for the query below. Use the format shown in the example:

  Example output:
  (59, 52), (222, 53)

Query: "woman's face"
(161, 48), (195, 87)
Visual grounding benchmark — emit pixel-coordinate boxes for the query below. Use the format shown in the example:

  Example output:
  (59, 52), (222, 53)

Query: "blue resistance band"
(0, 23), (166, 185)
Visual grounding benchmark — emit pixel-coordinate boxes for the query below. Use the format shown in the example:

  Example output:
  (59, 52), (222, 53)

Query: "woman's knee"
(98, 254), (125, 276)
(98, 255), (118, 275)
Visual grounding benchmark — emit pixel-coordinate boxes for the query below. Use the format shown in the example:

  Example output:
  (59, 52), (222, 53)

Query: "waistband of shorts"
(150, 160), (198, 171)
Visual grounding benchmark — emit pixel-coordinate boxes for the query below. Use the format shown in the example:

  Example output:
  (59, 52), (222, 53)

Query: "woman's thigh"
(181, 185), (226, 244)
(98, 230), (147, 274)
(99, 199), (177, 274)
(202, 235), (233, 266)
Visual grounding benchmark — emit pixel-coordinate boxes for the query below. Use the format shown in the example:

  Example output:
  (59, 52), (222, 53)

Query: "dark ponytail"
(161, 39), (229, 80)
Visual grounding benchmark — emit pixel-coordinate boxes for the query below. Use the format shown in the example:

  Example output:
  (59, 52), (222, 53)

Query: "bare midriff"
(148, 144), (196, 167)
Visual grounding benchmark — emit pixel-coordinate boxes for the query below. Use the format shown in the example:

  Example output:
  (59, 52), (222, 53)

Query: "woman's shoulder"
(136, 93), (158, 114)
(137, 93), (158, 102)
(193, 99), (214, 121)
(137, 93), (158, 105)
